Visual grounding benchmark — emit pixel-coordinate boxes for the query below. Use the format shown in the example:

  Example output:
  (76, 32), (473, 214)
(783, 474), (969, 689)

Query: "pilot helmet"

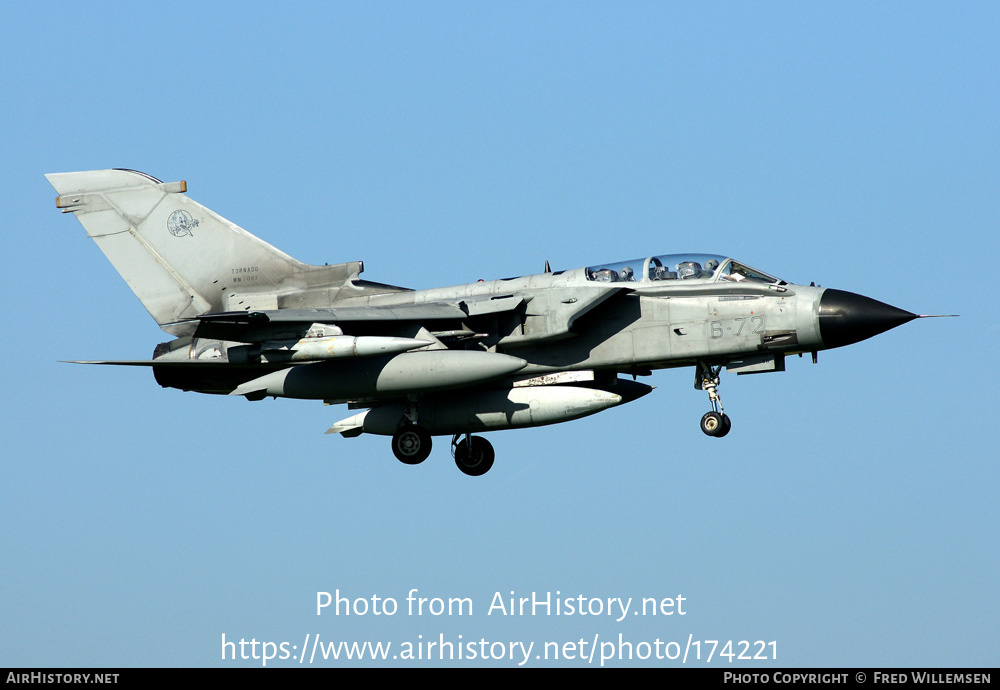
(677, 261), (701, 278)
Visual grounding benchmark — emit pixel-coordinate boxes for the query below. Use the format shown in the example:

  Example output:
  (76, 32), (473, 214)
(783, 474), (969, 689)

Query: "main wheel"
(700, 411), (726, 437)
(392, 425), (432, 464)
(454, 436), (495, 476)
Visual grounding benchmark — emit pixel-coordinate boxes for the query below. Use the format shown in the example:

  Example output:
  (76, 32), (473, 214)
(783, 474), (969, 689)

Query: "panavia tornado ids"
(47, 169), (943, 476)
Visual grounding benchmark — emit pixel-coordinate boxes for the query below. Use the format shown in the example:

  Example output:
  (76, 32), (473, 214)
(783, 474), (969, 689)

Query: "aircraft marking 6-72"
(47, 169), (947, 476)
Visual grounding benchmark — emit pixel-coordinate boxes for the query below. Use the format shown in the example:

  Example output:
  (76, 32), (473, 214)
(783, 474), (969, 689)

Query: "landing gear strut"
(696, 362), (732, 438)
(452, 434), (495, 476)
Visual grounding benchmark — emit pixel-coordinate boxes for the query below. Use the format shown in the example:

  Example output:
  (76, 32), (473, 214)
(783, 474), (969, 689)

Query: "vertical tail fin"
(46, 169), (359, 335)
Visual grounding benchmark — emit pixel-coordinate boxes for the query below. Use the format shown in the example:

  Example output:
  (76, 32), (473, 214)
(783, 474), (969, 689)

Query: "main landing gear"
(391, 424), (432, 464)
(391, 399), (433, 465)
(390, 426), (495, 476)
(696, 362), (732, 438)
(390, 402), (495, 475)
(452, 434), (495, 477)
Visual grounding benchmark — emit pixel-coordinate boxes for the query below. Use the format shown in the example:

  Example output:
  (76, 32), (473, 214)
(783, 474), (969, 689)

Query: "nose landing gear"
(696, 362), (732, 438)
(700, 410), (731, 437)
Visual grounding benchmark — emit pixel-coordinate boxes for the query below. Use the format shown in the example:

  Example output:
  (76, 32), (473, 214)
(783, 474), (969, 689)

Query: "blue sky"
(2, 2), (997, 667)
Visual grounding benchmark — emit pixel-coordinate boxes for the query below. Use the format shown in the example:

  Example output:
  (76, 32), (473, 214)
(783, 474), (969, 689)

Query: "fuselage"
(320, 254), (825, 378)
(152, 252), (915, 401)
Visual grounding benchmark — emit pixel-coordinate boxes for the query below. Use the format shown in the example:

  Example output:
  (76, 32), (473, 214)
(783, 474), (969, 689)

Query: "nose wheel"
(700, 411), (732, 437)
(696, 362), (732, 437)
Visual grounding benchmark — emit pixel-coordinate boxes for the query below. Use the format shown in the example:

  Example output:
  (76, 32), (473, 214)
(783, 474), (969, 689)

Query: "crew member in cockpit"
(677, 261), (702, 279)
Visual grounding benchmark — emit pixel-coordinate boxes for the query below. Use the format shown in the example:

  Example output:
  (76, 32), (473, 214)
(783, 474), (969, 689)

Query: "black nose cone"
(819, 288), (917, 349)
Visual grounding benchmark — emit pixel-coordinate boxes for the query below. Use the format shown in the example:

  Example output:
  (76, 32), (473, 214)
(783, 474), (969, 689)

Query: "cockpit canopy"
(585, 254), (784, 285)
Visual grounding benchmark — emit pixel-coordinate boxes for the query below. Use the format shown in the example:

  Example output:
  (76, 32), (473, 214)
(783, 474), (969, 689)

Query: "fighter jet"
(47, 169), (940, 476)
